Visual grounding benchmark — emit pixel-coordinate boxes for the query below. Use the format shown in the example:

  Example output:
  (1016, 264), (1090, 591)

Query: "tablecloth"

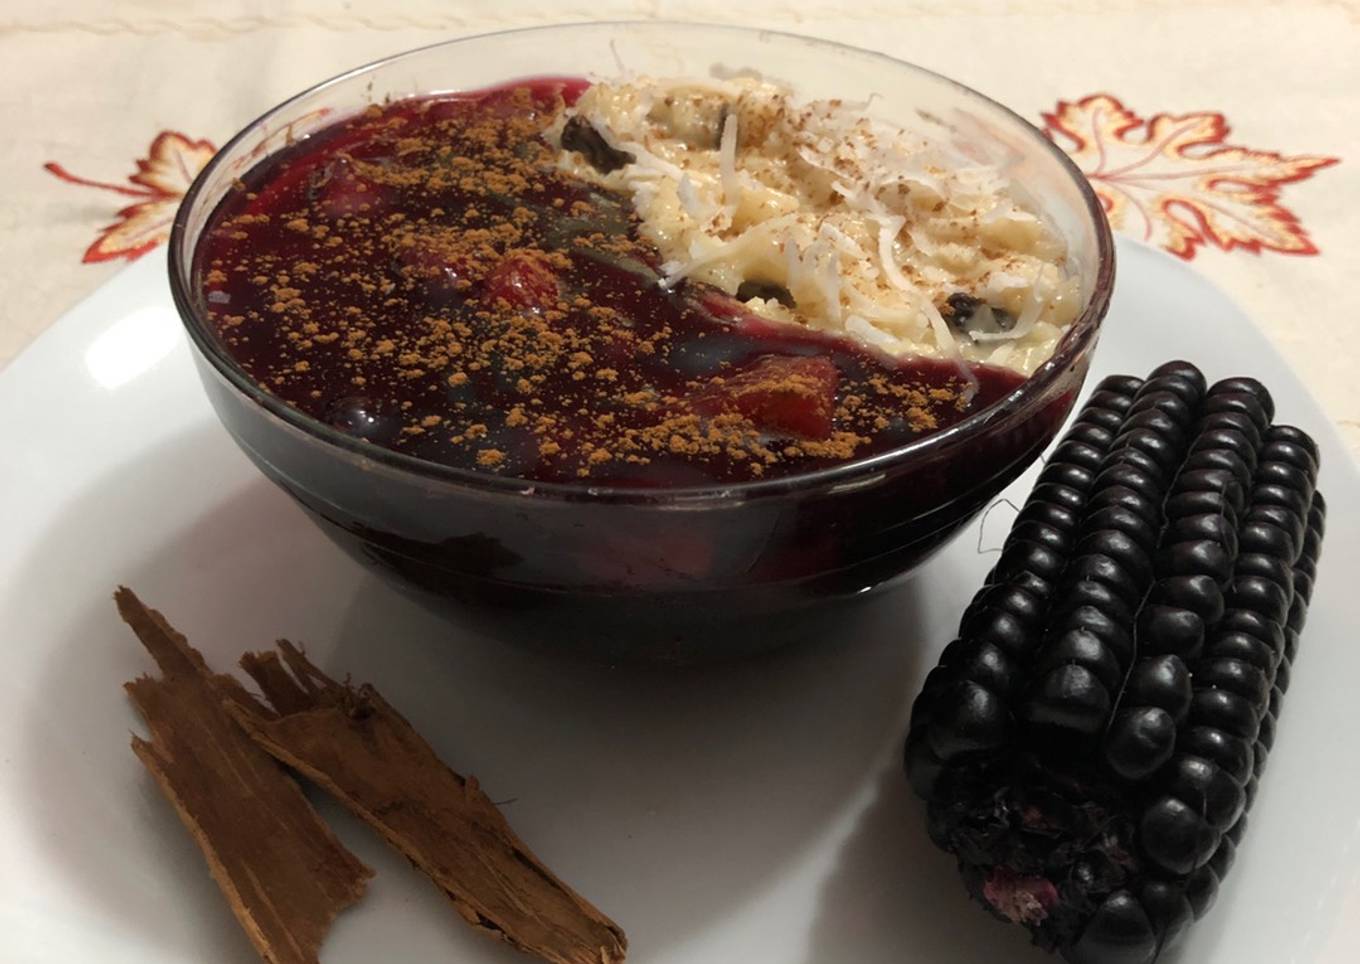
(5, 0), (1357, 456)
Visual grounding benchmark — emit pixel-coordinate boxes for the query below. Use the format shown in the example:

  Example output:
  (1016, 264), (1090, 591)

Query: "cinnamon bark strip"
(117, 589), (372, 964)
(228, 642), (628, 964)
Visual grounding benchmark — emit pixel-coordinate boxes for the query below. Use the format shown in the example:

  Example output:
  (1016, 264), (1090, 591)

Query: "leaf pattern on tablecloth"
(1042, 94), (1338, 259)
(44, 131), (216, 263)
(42, 98), (1339, 266)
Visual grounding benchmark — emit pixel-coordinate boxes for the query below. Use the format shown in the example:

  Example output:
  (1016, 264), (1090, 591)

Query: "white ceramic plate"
(1, 238), (1356, 964)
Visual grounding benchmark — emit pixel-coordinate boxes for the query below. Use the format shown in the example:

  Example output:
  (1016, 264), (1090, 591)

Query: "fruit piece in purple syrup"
(693, 354), (840, 440)
(310, 156), (385, 219)
(486, 251), (561, 311)
(396, 239), (473, 295)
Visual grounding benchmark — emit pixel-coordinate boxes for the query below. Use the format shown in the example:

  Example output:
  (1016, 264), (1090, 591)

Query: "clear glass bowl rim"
(168, 19), (1115, 506)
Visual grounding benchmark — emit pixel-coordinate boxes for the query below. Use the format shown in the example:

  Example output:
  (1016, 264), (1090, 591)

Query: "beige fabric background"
(3, 0), (1358, 456)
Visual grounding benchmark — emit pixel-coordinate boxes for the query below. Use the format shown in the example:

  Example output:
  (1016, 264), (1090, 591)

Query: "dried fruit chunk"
(486, 250), (562, 311)
(692, 354), (840, 439)
(559, 116), (635, 174)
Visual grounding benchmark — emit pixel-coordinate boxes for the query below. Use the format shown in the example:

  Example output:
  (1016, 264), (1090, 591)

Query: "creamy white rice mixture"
(551, 75), (1081, 377)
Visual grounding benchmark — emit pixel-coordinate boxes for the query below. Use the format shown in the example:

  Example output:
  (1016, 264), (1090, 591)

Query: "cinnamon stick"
(227, 642), (628, 964)
(117, 589), (372, 964)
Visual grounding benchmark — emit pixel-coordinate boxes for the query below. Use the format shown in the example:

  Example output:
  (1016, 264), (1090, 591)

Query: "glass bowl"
(168, 22), (1115, 663)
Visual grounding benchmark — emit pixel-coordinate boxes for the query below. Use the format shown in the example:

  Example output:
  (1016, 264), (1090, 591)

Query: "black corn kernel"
(1218, 608), (1285, 649)
(1164, 489), (1236, 522)
(1227, 575), (1291, 625)
(1105, 707), (1177, 780)
(1183, 866), (1219, 919)
(1053, 440), (1108, 472)
(1153, 575), (1225, 624)
(996, 540), (1068, 584)
(1180, 448), (1253, 489)
(1084, 505), (1160, 551)
(1158, 541), (1233, 584)
(1210, 377), (1274, 418)
(1203, 391), (1271, 433)
(962, 608), (1031, 655)
(1250, 501), (1308, 545)
(904, 362), (1325, 964)
(1097, 374), (1146, 396)
(1103, 443), (1171, 487)
(1166, 511), (1238, 550)
(1067, 422), (1117, 450)
(1237, 519), (1297, 563)
(1022, 663), (1112, 736)
(1085, 485), (1160, 523)
(1007, 520), (1075, 555)
(1077, 530), (1153, 582)
(1086, 390), (1137, 415)
(1233, 552), (1294, 590)
(1142, 375), (1202, 408)
(1124, 655), (1193, 720)
(1150, 359), (1207, 383)
(1192, 421), (1260, 462)
(1139, 880), (1194, 949)
(1047, 605), (1135, 665)
(1270, 423), (1318, 458)
(1196, 657), (1270, 704)
(1138, 605), (1205, 658)
(1032, 482), (1088, 514)
(1140, 797), (1218, 876)
(1041, 461), (1097, 491)
(1256, 460), (1312, 492)
(1179, 725), (1254, 784)
(1252, 481), (1312, 519)
(1163, 756), (1244, 830)
(1206, 631), (1276, 672)
(1128, 391), (1195, 427)
(927, 680), (1010, 758)
(1069, 891), (1157, 964)
(1067, 554), (1142, 601)
(1035, 629), (1125, 691)
(954, 641), (1020, 697)
(1208, 834), (1237, 879)
(1190, 688), (1259, 739)
(1053, 580), (1137, 627)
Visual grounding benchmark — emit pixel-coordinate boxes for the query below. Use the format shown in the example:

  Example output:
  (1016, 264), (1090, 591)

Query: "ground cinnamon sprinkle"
(198, 81), (1020, 487)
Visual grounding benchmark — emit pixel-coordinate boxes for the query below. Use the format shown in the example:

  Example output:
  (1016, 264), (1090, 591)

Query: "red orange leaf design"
(45, 131), (216, 263)
(1042, 94), (1338, 259)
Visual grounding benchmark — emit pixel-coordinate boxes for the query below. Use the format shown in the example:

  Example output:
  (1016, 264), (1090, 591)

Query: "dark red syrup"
(195, 78), (1025, 487)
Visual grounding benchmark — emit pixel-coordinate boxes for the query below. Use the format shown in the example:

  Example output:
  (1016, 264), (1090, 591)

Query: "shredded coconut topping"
(553, 75), (1082, 376)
